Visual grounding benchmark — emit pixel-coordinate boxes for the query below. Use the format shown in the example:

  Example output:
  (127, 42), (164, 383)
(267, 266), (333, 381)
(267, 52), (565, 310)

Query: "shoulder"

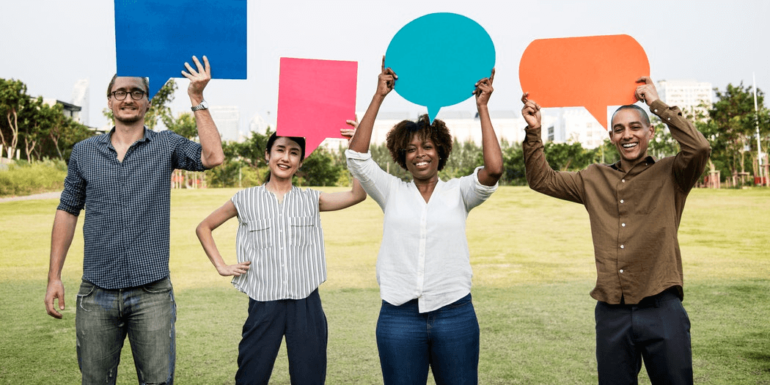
(232, 185), (265, 202)
(297, 187), (322, 200)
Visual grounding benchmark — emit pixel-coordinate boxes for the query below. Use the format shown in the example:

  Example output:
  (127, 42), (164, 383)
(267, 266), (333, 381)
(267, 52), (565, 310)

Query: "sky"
(2, 0), (769, 132)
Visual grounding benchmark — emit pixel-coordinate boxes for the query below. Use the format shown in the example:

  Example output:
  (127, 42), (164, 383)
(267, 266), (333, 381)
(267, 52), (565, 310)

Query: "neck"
(620, 153), (648, 172)
(112, 121), (145, 146)
(266, 178), (293, 194)
(413, 174), (439, 192)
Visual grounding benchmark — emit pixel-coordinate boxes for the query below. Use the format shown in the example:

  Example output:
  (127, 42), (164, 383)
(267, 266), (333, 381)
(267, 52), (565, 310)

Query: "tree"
(296, 147), (341, 186)
(162, 111), (198, 139)
(0, 78), (28, 159)
(698, 83), (769, 184)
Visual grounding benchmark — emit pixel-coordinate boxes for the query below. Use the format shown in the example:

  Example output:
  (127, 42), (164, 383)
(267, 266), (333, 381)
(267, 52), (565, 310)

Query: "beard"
(114, 113), (144, 124)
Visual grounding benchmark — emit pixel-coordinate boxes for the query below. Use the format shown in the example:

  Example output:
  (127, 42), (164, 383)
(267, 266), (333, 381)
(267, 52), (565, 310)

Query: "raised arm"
(635, 76), (710, 191)
(320, 121), (367, 211)
(196, 201), (251, 277)
(349, 56), (397, 154)
(521, 93), (585, 204)
(474, 69), (503, 186)
(182, 55), (224, 168)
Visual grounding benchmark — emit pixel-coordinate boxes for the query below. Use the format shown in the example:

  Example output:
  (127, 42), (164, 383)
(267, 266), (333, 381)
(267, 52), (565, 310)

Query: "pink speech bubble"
(276, 58), (358, 157)
(519, 34), (650, 130)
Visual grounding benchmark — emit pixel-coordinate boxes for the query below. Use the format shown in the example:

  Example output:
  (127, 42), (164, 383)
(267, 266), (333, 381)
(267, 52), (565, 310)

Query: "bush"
(0, 159), (67, 197)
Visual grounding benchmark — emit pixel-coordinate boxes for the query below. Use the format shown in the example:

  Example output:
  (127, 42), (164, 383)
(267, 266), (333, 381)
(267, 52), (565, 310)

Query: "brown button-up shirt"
(523, 100), (711, 305)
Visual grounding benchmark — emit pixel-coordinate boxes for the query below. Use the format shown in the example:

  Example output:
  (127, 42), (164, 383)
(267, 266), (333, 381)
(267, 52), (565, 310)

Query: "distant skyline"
(2, 0), (769, 134)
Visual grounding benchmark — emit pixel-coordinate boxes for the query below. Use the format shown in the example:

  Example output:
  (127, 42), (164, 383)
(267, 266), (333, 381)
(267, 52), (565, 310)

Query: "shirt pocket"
(633, 181), (663, 215)
(246, 219), (273, 250)
(289, 215), (316, 247)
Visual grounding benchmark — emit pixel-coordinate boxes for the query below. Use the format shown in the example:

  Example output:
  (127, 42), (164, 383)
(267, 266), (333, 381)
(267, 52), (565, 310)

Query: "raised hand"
(474, 68), (496, 107)
(216, 261), (251, 277)
(182, 55), (211, 104)
(635, 76), (659, 105)
(377, 55), (397, 97)
(521, 92), (542, 129)
(341, 119), (358, 144)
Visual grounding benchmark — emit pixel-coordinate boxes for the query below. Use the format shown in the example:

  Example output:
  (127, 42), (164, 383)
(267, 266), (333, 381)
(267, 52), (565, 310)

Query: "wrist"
(189, 93), (204, 106)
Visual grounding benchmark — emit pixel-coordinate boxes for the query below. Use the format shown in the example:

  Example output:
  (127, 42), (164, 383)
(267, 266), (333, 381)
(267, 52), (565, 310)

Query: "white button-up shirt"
(346, 149), (497, 313)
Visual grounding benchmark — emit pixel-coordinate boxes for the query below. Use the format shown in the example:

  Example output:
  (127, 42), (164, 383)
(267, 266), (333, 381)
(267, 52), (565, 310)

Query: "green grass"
(1, 187), (769, 384)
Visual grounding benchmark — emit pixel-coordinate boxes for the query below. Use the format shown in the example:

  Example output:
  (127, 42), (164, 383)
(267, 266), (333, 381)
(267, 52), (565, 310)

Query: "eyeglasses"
(110, 89), (146, 101)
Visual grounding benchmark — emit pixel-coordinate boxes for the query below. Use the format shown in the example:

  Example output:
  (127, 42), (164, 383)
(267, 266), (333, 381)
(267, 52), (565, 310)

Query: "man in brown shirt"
(521, 77), (710, 385)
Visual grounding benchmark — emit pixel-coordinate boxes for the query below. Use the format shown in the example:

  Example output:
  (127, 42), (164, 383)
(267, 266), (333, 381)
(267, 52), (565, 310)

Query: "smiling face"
(107, 77), (150, 124)
(265, 137), (303, 181)
(610, 108), (654, 169)
(404, 134), (440, 181)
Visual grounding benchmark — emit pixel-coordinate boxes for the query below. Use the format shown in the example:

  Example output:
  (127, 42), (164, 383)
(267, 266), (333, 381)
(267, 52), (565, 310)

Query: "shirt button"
(622, 223), (626, 227)
(620, 269), (624, 273)
(620, 199), (624, 204)
(620, 245), (625, 249)
(622, 179), (625, 183)
(667, 117), (671, 121)
(654, 109), (658, 113)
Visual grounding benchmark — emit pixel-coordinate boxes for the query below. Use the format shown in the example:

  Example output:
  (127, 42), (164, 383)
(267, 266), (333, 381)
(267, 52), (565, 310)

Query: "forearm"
(478, 105), (503, 179)
(349, 94), (384, 153)
(49, 210), (77, 281)
(522, 126), (585, 203)
(195, 224), (228, 271)
(194, 108), (225, 168)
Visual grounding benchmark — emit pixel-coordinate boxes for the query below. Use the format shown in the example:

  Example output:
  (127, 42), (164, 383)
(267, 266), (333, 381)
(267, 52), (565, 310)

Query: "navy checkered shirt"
(58, 127), (206, 289)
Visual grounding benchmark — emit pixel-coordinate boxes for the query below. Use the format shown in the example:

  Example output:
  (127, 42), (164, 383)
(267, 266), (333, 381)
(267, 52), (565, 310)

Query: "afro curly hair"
(385, 114), (453, 171)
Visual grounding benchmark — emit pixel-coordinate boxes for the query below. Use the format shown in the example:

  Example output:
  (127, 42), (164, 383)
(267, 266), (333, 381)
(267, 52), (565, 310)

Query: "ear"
(647, 124), (655, 140)
(265, 150), (270, 163)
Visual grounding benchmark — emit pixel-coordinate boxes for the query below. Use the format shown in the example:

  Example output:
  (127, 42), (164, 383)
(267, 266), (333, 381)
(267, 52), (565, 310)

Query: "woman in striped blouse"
(196, 130), (366, 384)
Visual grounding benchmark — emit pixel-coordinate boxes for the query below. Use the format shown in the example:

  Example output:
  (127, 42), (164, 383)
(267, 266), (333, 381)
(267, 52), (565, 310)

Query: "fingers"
(202, 55), (211, 75)
(45, 290), (63, 319)
(521, 92), (529, 104)
(636, 76), (653, 85)
(184, 61), (198, 77)
(192, 56), (204, 73)
(345, 120), (358, 128)
(489, 68), (496, 84)
(381, 55), (385, 72)
(181, 70), (192, 79)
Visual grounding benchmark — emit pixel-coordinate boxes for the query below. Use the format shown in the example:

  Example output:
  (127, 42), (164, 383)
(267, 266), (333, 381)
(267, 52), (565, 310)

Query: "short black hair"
(611, 104), (650, 127)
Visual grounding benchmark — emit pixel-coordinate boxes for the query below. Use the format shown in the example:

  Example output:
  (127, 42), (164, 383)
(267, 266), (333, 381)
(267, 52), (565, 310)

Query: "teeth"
(416, 162), (428, 166)
(622, 143), (637, 148)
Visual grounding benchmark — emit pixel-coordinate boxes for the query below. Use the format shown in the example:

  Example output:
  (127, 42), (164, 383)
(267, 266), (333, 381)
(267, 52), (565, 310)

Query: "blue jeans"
(376, 294), (479, 385)
(75, 277), (176, 385)
(595, 288), (693, 385)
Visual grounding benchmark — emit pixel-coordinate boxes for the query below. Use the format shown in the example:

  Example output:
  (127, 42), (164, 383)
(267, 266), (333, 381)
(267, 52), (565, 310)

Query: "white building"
(209, 106), (240, 142)
(71, 79), (90, 126)
(548, 108), (608, 149)
(657, 79), (713, 118)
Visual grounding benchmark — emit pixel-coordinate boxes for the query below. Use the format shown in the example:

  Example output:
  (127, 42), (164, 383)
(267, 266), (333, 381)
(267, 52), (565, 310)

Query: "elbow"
(205, 153), (225, 168)
(195, 222), (207, 241)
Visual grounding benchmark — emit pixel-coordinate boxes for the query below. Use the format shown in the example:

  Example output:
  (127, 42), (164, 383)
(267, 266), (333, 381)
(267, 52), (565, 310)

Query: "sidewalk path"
(0, 191), (61, 203)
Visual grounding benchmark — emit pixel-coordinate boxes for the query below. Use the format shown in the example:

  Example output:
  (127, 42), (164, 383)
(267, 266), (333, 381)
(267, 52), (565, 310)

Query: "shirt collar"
(610, 155), (657, 172)
(100, 126), (153, 147)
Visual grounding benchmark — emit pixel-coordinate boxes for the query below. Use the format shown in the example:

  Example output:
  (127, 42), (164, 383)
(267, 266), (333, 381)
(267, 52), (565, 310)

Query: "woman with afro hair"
(346, 57), (503, 384)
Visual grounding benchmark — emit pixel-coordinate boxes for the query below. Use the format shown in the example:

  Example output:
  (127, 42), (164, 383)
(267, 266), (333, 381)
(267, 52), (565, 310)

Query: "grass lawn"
(0, 187), (768, 384)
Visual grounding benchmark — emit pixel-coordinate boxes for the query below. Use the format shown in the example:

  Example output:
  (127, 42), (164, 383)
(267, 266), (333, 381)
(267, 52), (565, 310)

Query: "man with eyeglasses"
(44, 56), (224, 384)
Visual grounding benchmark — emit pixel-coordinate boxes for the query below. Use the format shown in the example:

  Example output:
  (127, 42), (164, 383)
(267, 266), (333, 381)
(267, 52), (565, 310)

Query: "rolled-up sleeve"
(460, 166), (498, 211)
(169, 131), (206, 171)
(57, 143), (86, 215)
(346, 149), (397, 211)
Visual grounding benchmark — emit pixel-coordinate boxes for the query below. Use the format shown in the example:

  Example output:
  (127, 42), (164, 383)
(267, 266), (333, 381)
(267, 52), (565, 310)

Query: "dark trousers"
(235, 289), (327, 385)
(376, 294), (479, 385)
(595, 288), (693, 385)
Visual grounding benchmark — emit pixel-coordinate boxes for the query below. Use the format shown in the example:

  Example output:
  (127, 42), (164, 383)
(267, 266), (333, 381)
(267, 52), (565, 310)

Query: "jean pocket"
(77, 280), (96, 297)
(141, 277), (173, 294)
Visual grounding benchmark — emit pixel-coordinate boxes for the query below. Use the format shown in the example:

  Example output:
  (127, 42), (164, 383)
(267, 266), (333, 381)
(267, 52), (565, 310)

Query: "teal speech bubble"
(385, 13), (495, 123)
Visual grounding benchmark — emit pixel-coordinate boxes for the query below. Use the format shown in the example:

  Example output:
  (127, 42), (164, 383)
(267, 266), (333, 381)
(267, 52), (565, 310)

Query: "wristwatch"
(191, 100), (209, 112)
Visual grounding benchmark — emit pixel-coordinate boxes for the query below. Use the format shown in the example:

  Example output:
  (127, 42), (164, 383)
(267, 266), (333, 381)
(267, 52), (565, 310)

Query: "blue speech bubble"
(385, 13), (495, 122)
(114, 0), (247, 98)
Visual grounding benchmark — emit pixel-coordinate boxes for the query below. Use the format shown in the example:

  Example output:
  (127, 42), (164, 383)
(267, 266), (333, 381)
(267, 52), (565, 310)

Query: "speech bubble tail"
(147, 76), (171, 100)
(585, 105), (609, 131)
(303, 138), (324, 159)
(427, 106), (441, 124)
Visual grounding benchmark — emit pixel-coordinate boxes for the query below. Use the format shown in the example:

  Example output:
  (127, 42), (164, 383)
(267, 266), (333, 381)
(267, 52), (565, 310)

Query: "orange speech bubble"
(519, 34), (649, 130)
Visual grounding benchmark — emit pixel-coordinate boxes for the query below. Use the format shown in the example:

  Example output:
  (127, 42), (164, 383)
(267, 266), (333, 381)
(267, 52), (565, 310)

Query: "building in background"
(209, 105), (240, 142)
(657, 79), (713, 118)
(42, 98), (83, 123)
(71, 79), (89, 126)
(246, 112), (270, 142)
(548, 108), (607, 149)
